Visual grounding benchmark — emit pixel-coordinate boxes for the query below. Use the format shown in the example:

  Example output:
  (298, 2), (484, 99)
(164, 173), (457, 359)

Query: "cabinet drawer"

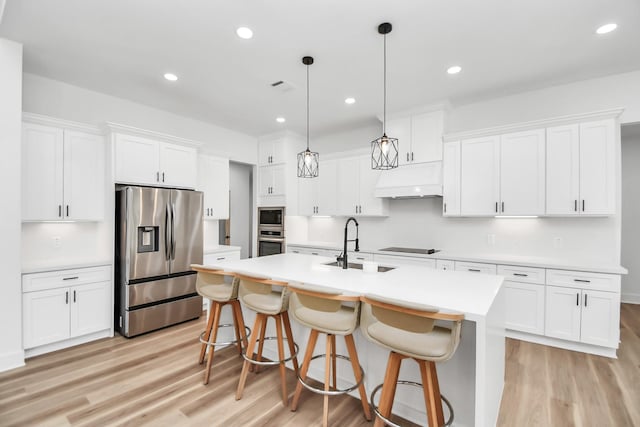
(436, 259), (455, 271)
(546, 269), (620, 292)
(374, 254), (436, 269)
(204, 251), (241, 264)
(23, 265), (111, 293)
(497, 265), (545, 284)
(454, 261), (497, 275)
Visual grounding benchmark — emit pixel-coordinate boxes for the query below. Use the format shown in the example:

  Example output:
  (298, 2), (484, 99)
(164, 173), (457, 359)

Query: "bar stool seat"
(288, 282), (372, 427)
(361, 294), (464, 427)
(191, 264), (250, 385)
(235, 271), (299, 406)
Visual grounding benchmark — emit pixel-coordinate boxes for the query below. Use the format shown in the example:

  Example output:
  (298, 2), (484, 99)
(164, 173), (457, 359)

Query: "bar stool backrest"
(236, 271), (290, 315)
(191, 264), (239, 301)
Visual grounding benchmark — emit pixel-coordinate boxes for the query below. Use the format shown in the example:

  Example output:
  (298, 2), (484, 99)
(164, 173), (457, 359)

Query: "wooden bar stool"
(191, 265), (250, 385)
(235, 271), (299, 406)
(288, 282), (371, 427)
(360, 294), (464, 427)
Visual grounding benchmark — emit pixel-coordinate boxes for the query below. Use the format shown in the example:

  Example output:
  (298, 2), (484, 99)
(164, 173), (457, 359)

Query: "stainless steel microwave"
(258, 207), (284, 227)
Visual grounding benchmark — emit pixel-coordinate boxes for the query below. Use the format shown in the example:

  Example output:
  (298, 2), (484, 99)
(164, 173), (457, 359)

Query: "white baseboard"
(24, 329), (112, 359)
(506, 330), (617, 358)
(621, 293), (640, 304)
(0, 349), (25, 373)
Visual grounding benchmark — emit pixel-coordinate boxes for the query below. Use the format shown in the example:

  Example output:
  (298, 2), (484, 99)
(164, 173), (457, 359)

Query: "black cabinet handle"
(584, 293), (588, 307)
(574, 200), (578, 212)
(406, 152), (409, 162)
(156, 171), (160, 182)
(582, 200), (585, 212)
(63, 276), (79, 281)
(216, 257), (225, 261)
(444, 203), (447, 213)
(73, 290), (76, 303)
(58, 205), (62, 217)
(495, 202), (498, 213)
(574, 279), (591, 283)
(411, 152), (414, 161)
(469, 268), (481, 272)
(162, 172), (165, 182)
(513, 273), (528, 277)
(66, 205), (69, 217)
(576, 293), (579, 306)
(501, 201), (504, 213)
(65, 291), (69, 304)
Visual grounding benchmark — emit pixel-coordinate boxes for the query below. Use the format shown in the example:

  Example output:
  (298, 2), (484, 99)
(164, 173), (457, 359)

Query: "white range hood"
(374, 161), (442, 198)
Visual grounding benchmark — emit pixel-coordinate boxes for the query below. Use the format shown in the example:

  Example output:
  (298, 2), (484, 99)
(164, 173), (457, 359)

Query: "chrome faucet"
(337, 217), (359, 269)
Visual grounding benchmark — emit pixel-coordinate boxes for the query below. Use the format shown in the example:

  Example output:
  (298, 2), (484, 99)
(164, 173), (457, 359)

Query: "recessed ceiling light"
(236, 27), (253, 39)
(596, 23), (617, 34)
(276, 117), (286, 123)
(345, 97), (356, 105)
(447, 65), (462, 75)
(163, 73), (178, 81)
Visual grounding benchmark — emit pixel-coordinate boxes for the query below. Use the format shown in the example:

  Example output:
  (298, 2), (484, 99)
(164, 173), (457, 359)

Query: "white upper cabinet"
(499, 129), (546, 215)
(259, 139), (286, 165)
(297, 158), (337, 216)
(22, 122), (104, 221)
(197, 155), (230, 220)
(442, 141), (461, 216)
(388, 110), (444, 166)
(460, 135), (500, 216)
(546, 119), (615, 215)
(336, 155), (388, 216)
(114, 133), (196, 189)
(259, 164), (285, 197)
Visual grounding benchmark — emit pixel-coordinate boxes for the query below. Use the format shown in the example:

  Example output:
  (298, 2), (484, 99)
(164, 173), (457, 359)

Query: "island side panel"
(475, 285), (506, 426)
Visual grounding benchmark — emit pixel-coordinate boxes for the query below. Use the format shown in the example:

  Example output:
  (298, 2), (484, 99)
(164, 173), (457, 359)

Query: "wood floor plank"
(1, 304), (638, 427)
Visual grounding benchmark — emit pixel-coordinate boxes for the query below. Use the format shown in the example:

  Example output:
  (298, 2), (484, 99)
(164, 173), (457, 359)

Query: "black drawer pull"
(513, 273), (528, 277)
(216, 257), (225, 261)
(311, 252), (319, 255)
(574, 279), (591, 283)
(469, 268), (481, 272)
(63, 276), (79, 281)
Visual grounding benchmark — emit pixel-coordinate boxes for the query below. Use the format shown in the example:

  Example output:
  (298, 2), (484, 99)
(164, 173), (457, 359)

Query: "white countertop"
(205, 253), (504, 322)
(287, 242), (627, 275)
(22, 261), (112, 274)
(204, 245), (242, 255)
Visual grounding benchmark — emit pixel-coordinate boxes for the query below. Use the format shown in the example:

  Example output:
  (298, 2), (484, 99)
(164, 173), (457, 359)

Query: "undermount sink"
(323, 261), (395, 273)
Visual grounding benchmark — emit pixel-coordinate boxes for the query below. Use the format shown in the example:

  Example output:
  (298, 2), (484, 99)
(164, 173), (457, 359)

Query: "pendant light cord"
(306, 64), (310, 150)
(383, 32), (387, 135)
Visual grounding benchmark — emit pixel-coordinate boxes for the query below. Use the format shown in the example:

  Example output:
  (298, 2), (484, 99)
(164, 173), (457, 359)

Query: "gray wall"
(621, 124), (640, 303)
(229, 162), (253, 259)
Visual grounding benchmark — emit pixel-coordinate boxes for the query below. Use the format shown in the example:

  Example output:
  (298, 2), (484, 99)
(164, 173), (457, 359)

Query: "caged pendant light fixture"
(297, 56), (319, 178)
(371, 22), (398, 170)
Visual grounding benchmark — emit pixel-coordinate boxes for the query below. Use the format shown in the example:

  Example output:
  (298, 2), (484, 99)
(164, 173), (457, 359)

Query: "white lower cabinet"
(22, 266), (112, 351)
(504, 281), (545, 335)
(203, 249), (241, 264)
(454, 261), (497, 275)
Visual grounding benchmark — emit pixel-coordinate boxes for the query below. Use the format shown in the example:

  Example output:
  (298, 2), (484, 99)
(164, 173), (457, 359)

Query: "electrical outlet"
(553, 237), (563, 248)
(52, 236), (62, 248)
(487, 234), (495, 246)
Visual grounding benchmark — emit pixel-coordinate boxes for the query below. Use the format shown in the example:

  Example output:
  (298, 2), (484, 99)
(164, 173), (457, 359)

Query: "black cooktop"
(379, 247), (440, 255)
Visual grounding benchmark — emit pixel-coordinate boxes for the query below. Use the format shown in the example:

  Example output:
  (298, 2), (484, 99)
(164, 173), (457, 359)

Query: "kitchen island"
(204, 253), (505, 427)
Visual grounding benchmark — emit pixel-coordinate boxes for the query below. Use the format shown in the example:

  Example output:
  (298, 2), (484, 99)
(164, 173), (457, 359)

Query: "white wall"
(229, 162), (253, 259)
(621, 124), (640, 303)
(22, 73), (258, 164)
(0, 38), (24, 371)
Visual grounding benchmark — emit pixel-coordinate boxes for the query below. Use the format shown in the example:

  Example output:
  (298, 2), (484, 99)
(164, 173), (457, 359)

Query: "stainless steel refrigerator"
(115, 186), (203, 337)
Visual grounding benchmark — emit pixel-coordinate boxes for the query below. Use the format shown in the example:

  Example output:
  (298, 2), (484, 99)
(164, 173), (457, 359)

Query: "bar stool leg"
(344, 334), (372, 421)
(274, 314), (288, 406)
(198, 301), (216, 364)
(290, 329), (319, 411)
(230, 302), (243, 355)
(236, 313), (264, 400)
(323, 334), (332, 427)
(252, 315), (268, 374)
(374, 352), (404, 427)
(330, 334), (337, 390)
(419, 360), (445, 427)
(282, 311), (300, 374)
(204, 302), (223, 385)
(232, 300), (249, 353)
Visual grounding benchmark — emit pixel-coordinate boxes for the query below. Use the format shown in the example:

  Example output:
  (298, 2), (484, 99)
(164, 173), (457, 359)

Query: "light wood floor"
(0, 304), (638, 427)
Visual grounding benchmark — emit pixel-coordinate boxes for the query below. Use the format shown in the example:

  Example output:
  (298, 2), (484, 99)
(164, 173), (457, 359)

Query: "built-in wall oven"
(258, 207), (285, 257)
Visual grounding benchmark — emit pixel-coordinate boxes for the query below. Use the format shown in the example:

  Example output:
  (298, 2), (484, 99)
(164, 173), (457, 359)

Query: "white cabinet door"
(22, 123), (64, 221)
(160, 143), (196, 189)
(198, 155), (229, 220)
(297, 175), (317, 216)
(545, 286), (581, 342)
(270, 164), (286, 196)
(460, 136), (500, 215)
(115, 134), (160, 186)
(386, 117), (411, 166)
(358, 156), (387, 216)
(411, 111), (444, 163)
(442, 141), (461, 216)
(499, 129), (545, 215)
(70, 281), (111, 338)
(454, 261), (497, 275)
(336, 157), (360, 215)
(504, 281), (545, 334)
(579, 120), (615, 215)
(317, 159), (338, 216)
(258, 166), (273, 197)
(580, 289), (620, 347)
(259, 140), (285, 165)
(546, 124), (580, 215)
(23, 288), (70, 348)
(63, 131), (105, 221)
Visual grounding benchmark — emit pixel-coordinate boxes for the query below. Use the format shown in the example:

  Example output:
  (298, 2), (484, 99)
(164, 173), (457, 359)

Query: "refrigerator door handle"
(165, 203), (171, 261)
(170, 203), (176, 260)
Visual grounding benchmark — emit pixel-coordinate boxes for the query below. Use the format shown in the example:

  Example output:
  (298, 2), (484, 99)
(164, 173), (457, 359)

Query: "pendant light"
(371, 22), (399, 170)
(297, 56), (319, 178)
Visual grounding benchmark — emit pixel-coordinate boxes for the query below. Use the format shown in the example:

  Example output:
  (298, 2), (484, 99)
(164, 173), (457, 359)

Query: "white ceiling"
(1, 0), (639, 138)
